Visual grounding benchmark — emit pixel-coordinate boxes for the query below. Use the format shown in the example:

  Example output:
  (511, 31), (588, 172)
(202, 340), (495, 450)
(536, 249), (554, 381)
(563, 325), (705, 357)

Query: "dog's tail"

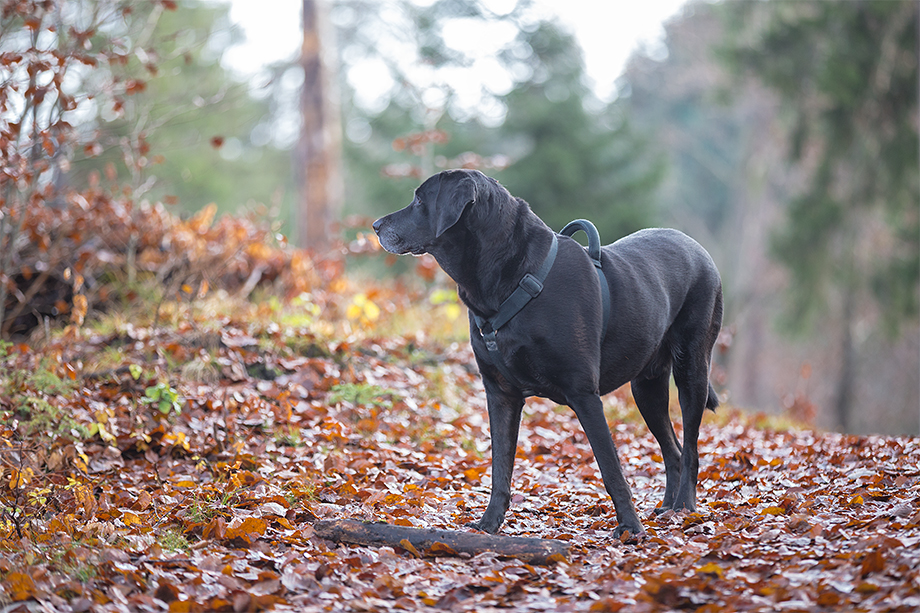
(706, 382), (719, 411)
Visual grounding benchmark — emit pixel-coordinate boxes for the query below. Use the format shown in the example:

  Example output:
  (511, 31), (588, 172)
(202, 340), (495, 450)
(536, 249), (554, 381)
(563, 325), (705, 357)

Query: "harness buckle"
(482, 330), (499, 352)
(519, 273), (543, 298)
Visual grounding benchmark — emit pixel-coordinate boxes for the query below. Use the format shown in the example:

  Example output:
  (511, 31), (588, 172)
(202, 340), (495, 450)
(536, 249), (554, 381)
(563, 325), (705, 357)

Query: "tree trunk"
(298, 0), (342, 252)
(835, 286), (857, 431)
(313, 519), (570, 565)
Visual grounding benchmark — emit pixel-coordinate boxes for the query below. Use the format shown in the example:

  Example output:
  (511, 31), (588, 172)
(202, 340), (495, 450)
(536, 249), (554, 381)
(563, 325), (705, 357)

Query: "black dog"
(373, 169), (722, 538)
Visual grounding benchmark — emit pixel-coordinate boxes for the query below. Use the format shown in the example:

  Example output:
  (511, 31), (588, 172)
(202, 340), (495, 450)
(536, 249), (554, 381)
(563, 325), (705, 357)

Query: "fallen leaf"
(399, 538), (421, 558)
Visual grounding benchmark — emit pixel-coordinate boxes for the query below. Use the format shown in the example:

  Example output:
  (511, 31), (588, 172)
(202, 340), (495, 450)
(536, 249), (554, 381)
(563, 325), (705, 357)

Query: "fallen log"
(313, 519), (570, 565)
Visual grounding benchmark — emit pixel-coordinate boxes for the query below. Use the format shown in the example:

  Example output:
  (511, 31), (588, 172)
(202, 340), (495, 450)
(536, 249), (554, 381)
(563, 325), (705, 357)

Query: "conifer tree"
(722, 1), (919, 428)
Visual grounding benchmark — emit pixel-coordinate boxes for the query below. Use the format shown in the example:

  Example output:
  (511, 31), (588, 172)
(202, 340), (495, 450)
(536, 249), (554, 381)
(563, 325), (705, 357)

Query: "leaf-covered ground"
(2, 291), (919, 612)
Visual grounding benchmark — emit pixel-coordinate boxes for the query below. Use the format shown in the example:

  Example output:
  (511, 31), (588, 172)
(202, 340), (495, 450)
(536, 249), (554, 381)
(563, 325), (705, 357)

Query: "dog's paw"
(466, 518), (501, 534)
(653, 505), (673, 516)
(671, 500), (697, 513)
(613, 523), (645, 542)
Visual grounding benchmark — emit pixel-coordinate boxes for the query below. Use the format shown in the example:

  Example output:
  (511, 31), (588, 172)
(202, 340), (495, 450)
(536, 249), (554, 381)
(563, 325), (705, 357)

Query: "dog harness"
(472, 219), (611, 395)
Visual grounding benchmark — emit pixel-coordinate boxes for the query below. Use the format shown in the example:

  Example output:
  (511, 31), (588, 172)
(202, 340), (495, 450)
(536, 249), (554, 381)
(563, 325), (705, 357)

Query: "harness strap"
(483, 234), (558, 332)
(560, 219), (611, 334)
(471, 219), (611, 396)
(472, 234), (558, 393)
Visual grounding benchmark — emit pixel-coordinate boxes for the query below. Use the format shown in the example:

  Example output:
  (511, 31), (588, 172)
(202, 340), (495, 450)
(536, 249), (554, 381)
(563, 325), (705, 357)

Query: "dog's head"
(373, 169), (499, 255)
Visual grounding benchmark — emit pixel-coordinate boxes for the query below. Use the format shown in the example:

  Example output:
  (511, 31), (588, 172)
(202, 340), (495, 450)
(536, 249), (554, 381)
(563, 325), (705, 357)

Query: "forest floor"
(1, 280), (919, 612)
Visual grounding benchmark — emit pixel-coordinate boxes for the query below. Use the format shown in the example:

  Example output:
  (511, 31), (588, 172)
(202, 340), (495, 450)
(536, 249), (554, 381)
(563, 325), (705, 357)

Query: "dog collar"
(471, 233), (558, 391)
(472, 233), (558, 343)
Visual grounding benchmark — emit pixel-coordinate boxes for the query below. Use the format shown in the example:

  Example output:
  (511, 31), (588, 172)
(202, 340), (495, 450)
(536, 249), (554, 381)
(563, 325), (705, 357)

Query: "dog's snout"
(372, 218), (383, 235)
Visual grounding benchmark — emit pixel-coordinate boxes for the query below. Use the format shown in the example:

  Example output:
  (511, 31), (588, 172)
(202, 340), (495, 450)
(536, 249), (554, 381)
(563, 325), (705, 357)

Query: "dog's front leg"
(568, 392), (645, 538)
(468, 385), (524, 534)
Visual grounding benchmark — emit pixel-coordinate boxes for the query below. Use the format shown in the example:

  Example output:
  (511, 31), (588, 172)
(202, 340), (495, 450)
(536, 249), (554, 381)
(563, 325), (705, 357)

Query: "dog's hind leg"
(670, 334), (719, 511)
(568, 392), (644, 538)
(470, 390), (525, 534)
(670, 286), (722, 513)
(670, 366), (708, 512)
(632, 371), (682, 513)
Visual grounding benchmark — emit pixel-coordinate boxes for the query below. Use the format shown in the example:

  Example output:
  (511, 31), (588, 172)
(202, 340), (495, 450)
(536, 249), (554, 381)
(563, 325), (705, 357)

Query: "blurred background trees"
(495, 22), (662, 239)
(55, 1), (295, 217)
(617, 1), (918, 434)
(721, 1), (918, 431)
(2, 0), (917, 434)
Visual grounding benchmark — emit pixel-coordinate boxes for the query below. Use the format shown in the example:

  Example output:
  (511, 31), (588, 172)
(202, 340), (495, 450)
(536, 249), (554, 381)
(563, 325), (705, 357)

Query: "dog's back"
(598, 228), (722, 397)
(606, 228), (719, 291)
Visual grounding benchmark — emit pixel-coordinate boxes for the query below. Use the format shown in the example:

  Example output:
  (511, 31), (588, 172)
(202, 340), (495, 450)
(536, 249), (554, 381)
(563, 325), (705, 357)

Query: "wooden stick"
(313, 519), (570, 565)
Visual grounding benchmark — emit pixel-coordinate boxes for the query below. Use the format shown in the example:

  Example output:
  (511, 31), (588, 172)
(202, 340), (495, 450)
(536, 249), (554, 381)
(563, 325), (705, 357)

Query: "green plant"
(28, 360), (78, 398)
(142, 382), (183, 415)
(84, 345), (128, 377)
(1, 358), (88, 440)
(158, 528), (191, 553)
(274, 427), (303, 448)
(279, 295), (322, 329)
(283, 482), (317, 505)
(327, 382), (395, 408)
(185, 501), (209, 524)
(20, 398), (91, 439)
(61, 560), (97, 583)
(186, 495), (219, 524)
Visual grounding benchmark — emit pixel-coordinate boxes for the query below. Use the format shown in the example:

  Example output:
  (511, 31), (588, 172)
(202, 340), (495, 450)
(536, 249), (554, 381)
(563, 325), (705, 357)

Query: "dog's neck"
(430, 198), (555, 319)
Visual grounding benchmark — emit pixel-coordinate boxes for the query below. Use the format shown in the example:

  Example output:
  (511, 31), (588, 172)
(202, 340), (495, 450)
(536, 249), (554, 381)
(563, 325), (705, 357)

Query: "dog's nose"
(372, 218), (383, 234)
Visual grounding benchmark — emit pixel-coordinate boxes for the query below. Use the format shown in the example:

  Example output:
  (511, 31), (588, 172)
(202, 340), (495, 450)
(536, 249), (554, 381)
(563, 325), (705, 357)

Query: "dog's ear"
(433, 173), (476, 238)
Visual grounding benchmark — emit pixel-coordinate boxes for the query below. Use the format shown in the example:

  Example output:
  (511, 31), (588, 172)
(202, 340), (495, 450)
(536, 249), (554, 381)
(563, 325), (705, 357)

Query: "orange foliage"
(1, 309), (918, 611)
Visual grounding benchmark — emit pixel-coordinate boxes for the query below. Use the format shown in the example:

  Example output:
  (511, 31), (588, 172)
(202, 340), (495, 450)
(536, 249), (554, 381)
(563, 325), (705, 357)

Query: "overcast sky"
(223, 0), (688, 103)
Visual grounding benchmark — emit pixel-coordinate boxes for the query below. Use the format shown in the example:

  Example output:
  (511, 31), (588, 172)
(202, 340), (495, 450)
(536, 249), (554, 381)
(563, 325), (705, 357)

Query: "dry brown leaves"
(1, 313), (918, 612)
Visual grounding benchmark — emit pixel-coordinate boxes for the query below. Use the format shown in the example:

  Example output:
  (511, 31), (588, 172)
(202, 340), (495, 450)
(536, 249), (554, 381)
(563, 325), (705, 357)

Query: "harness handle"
(560, 218), (611, 335)
(560, 219), (602, 268)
